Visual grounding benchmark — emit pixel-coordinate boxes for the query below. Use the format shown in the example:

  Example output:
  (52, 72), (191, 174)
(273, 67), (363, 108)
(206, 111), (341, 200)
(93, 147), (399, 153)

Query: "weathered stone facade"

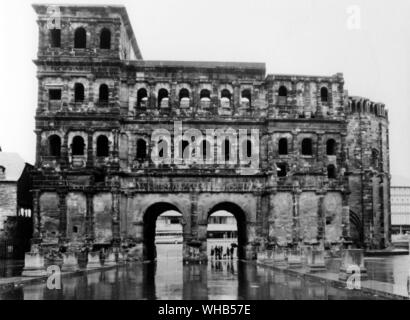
(30, 4), (391, 262)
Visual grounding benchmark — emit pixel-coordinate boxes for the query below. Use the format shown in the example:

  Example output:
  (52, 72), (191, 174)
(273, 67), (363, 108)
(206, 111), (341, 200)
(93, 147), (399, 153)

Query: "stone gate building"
(30, 4), (391, 262)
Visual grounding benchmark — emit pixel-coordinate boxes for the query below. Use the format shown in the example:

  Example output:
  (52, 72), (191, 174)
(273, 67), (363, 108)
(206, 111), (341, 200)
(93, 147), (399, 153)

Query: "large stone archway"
(142, 202), (183, 261)
(207, 202), (248, 259)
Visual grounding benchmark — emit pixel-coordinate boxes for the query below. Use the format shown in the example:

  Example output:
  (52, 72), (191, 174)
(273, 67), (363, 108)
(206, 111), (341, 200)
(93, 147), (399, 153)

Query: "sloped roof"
(0, 152), (28, 182)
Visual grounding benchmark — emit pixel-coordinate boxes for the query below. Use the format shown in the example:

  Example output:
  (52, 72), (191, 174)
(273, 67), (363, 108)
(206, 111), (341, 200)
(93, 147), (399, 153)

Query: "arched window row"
(49, 27), (112, 50)
(348, 100), (386, 117)
(276, 137), (338, 156)
(44, 134), (113, 159)
(135, 88), (255, 109)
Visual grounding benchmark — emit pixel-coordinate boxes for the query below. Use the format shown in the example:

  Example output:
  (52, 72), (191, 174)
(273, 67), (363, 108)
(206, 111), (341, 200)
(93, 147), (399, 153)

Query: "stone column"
(86, 130), (93, 168)
(35, 129), (42, 167)
(32, 190), (41, 241)
(341, 191), (351, 243)
(233, 82), (240, 115)
(184, 193), (206, 263)
(192, 82), (199, 116)
(61, 133), (69, 170)
(112, 190), (121, 245)
(292, 190), (301, 244)
(317, 193), (325, 242)
(85, 191), (95, 241)
(58, 189), (68, 242)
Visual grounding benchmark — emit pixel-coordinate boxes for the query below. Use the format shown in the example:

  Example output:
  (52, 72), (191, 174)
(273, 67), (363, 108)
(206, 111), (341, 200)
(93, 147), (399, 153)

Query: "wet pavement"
(0, 245), (384, 300)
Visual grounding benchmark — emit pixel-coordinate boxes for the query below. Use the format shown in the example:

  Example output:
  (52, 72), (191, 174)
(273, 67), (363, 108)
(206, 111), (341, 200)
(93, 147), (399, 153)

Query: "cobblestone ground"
(0, 244), (386, 300)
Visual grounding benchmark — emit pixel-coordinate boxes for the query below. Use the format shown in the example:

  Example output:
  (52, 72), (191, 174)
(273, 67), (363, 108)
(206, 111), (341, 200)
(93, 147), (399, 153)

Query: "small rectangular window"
(49, 89), (62, 100)
(50, 29), (61, 48)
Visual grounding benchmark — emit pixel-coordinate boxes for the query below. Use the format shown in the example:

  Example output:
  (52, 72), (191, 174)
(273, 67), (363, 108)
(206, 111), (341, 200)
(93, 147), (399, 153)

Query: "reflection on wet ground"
(0, 245), (383, 300)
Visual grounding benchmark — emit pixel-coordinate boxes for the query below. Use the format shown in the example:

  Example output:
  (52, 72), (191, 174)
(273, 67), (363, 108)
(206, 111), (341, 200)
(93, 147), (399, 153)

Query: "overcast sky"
(0, 0), (409, 184)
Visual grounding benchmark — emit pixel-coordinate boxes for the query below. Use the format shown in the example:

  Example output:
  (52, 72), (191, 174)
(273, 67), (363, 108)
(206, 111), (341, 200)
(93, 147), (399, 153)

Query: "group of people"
(210, 245), (235, 260)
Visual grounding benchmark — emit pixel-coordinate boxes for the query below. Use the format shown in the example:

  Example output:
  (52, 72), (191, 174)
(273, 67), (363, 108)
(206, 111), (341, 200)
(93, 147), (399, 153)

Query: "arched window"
(301, 138), (313, 156)
(200, 89), (211, 99)
(278, 86), (287, 105)
(136, 139), (147, 159)
(200, 89), (211, 109)
(71, 136), (85, 156)
(179, 88), (190, 101)
(224, 139), (230, 162)
(278, 138), (288, 155)
(99, 84), (109, 102)
(137, 88), (148, 108)
(179, 88), (190, 108)
(327, 165), (336, 179)
(158, 89), (169, 108)
(100, 28), (111, 49)
(241, 90), (251, 107)
(326, 139), (336, 156)
(278, 86), (287, 97)
(320, 87), (328, 103)
(74, 83), (84, 102)
(96, 135), (109, 157)
(74, 27), (86, 48)
(277, 163), (287, 177)
(48, 135), (61, 157)
(221, 89), (231, 101)
(50, 29), (61, 48)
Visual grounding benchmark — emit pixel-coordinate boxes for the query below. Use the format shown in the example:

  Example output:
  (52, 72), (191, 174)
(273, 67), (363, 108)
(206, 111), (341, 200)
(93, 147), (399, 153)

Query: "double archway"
(142, 200), (249, 262)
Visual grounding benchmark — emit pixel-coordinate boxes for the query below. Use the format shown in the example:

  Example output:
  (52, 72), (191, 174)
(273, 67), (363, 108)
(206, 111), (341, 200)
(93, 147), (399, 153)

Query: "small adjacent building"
(391, 186), (410, 233)
(0, 152), (33, 258)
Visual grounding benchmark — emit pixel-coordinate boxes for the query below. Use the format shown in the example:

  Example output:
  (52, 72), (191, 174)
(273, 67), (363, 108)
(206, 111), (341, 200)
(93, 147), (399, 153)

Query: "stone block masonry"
(29, 4), (391, 264)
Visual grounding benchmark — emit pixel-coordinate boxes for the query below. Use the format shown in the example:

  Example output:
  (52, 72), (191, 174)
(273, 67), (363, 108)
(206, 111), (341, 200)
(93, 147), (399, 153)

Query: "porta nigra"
(28, 4), (391, 265)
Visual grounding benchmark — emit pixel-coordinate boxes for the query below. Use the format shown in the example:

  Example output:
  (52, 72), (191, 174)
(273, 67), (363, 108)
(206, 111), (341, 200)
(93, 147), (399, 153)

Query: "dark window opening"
(158, 88), (169, 108)
(321, 87), (329, 103)
(74, 27), (86, 48)
(71, 136), (85, 156)
(326, 139), (336, 156)
(278, 86), (288, 97)
(48, 135), (61, 157)
(200, 89), (211, 99)
(136, 139), (147, 159)
(277, 163), (287, 177)
(224, 140), (230, 162)
(327, 165), (336, 179)
(137, 88), (148, 108)
(179, 88), (190, 101)
(50, 29), (61, 48)
(200, 89), (211, 108)
(221, 89), (231, 101)
(326, 217), (332, 225)
(301, 138), (313, 156)
(278, 138), (288, 155)
(246, 139), (252, 158)
(241, 90), (251, 106)
(49, 89), (61, 100)
(99, 84), (109, 102)
(74, 83), (85, 102)
(100, 28), (111, 49)
(73, 226), (78, 233)
(96, 135), (109, 157)
(278, 86), (288, 105)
